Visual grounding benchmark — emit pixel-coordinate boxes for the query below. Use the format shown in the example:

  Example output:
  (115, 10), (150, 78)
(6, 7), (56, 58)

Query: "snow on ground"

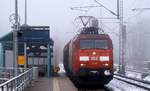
(126, 71), (142, 80)
(107, 78), (148, 91)
(143, 76), (150, 82)
(58, 64), (65, 73)
(125, 71), (150, 82)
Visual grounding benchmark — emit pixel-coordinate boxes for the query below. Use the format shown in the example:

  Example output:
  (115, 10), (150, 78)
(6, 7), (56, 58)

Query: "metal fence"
(0, 67), (27, 84)
(0, 68), (33, 91)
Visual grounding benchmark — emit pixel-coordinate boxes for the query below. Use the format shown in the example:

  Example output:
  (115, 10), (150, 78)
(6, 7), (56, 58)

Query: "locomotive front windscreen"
(80, 40), (108, 49)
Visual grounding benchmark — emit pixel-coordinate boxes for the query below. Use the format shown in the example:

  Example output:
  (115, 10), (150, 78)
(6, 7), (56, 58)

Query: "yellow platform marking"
(53, 78), (60, 91)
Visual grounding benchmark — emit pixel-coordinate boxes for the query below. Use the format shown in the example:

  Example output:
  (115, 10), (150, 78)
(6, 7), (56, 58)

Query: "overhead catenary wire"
(94, 0), (118, 17)
(132, 8), (150, 11)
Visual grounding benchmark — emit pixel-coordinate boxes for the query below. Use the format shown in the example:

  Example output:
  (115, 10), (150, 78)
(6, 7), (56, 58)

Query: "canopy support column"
(47, 43), (51, 77)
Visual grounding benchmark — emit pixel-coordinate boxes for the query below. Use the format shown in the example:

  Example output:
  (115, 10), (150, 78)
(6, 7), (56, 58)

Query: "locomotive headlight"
(104, 63), (109, 66)
(79, 56), (89, 61)
(100, 56), (109, 61)
(80, 64), (86, 67)
(92, 51), (96, 55)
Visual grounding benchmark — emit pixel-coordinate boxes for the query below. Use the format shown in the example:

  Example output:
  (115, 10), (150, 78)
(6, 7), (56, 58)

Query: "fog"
(0, 0), (150, 71)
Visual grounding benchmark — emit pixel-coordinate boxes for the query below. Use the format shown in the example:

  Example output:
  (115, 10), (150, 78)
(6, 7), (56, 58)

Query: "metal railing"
(0, 68), (33, 91)
(0, 67), (27, 84)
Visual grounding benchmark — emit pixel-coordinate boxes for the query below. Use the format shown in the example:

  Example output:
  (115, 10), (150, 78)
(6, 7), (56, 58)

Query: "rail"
(0, 68), (33, 91)
(114, 73), (150, 90)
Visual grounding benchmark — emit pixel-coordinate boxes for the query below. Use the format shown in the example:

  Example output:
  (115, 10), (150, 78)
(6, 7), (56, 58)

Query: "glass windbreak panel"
(80, 40), (94, 49)
(95, 40), (108, 49)
(80, 39), (108, 49)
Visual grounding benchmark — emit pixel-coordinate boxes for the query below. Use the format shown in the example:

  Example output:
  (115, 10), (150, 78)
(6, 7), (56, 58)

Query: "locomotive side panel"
(72, 39), (80, 77)
(63, 43), (69, 74)
(63, 40), (74, 77)
(68, 41), (73, 76)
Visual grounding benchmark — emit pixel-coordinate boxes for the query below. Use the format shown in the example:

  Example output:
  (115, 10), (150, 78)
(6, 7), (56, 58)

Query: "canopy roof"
(0, 26), (54, 57)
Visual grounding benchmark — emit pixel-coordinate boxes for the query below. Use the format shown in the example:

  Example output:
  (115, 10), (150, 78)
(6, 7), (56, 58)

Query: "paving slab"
(53, 77), (78, 91)
(25, 77), (52, 91)
(25, 76), (77, 91)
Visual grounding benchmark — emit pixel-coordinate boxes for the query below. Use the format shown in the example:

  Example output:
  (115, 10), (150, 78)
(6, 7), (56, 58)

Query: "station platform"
(25, 78), (52, 91)
(25, 77), (78, 91)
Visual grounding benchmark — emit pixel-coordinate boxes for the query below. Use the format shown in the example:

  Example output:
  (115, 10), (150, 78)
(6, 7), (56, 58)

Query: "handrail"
(0, 67), (27, 70)
(0, 68), (33, 91)
(0, 67), (27, 81)
(0, 68), (32, 87)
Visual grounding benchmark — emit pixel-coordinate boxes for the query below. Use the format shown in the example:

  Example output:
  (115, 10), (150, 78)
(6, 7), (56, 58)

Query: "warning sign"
(18, 56), (26, 65)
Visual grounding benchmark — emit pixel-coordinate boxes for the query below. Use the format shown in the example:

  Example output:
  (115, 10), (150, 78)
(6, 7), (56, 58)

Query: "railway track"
(57, 71), (150, 91)
(56, 72), (113, 91)
(113, 74), (150, 91)
(77, 74), (150, 91)
(78, 86), (113, 91)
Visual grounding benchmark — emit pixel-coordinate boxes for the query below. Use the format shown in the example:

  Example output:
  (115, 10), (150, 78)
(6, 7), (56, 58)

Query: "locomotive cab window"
(95, 40), (108, 49)
(80, 40), (108, 49)
(80, 40), (94, 49)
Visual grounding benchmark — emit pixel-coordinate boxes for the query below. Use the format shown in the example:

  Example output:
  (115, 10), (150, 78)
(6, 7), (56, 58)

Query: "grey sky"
(0, 0), (149, 35)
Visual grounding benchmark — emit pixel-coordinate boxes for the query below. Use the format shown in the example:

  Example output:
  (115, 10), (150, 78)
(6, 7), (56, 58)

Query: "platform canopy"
(0, 26), (54, 77)
(0, 26), (54, 57)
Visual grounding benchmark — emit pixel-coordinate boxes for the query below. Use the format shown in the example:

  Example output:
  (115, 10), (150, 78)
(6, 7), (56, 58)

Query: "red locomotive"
(63, 17), (113, 86)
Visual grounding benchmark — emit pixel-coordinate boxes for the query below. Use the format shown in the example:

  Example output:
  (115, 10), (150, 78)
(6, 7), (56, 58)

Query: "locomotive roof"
(77, 34), (110, 39)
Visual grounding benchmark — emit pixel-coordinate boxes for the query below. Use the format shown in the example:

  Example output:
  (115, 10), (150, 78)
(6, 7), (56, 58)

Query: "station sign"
(18, 55), (26, 65)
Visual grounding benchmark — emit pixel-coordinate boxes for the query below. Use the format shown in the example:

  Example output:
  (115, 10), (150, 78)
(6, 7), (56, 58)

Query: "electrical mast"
(118, 0), (126, 74)
(13, 0), (19, 75)
(25, 0), (27, 25)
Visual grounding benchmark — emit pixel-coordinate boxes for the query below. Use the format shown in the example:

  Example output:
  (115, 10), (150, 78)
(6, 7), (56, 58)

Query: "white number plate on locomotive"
(90, 56), (98, 60)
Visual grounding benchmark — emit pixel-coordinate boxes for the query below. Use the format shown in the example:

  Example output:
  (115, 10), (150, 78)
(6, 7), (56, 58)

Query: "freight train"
(63, 17), (113, 87)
